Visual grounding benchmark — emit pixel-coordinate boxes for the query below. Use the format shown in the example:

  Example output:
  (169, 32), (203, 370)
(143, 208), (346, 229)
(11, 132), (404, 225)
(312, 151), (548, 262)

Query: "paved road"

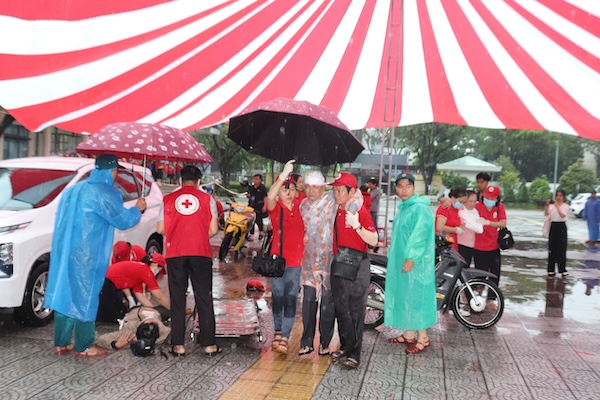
(1, 189), (599, 399)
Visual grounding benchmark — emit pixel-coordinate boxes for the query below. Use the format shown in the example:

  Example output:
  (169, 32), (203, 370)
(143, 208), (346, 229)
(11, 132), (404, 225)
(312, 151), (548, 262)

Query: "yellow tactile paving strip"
(220, 319), (338, 400)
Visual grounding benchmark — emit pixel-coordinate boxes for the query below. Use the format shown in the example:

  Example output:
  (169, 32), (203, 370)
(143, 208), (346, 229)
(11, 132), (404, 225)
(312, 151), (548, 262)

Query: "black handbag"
(331, 219), (366, 281)
(331, 246), (365, 281)
(498, 227), (514, 250)
(252, 208), (286, 278)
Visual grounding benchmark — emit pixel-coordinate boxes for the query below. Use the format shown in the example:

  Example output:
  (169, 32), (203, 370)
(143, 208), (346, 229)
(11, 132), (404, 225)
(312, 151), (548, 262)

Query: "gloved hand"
(478, 218), (490, 226)
(345, 209), (361, 230)
(456, 227), (464, 235)
(278, 160), (295, 181)
(127, 295), (136, 309)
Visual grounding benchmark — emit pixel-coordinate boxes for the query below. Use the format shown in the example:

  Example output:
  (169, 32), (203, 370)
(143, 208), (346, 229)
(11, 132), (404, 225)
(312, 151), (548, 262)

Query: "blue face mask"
(483, 198), (496, 208)
(453, 202), (463, 210)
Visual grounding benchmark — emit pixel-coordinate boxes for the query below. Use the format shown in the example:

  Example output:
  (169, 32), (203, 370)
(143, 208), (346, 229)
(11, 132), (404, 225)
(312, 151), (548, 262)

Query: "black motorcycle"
(365, 233), (505, 330)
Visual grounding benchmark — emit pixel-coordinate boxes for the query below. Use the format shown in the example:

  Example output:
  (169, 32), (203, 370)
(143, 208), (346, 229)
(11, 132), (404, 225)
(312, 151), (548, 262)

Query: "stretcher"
(190, 298), (263, 343)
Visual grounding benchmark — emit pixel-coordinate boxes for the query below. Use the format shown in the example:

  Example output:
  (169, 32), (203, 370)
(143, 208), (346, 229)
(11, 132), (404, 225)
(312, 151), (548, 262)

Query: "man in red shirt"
(330, 172), (378, 369)
(157, 166), (219, 357)
(111, 241), (147, 264)
(97, 253), (169, 322)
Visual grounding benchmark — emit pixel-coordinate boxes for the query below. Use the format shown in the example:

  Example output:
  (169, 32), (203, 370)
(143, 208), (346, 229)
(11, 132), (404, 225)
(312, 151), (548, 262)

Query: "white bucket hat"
(304, 171), (325, 186)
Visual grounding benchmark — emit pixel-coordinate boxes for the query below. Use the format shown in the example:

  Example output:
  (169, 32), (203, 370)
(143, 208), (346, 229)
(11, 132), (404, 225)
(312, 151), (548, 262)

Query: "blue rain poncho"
(44, 169), (142, 322)
(384, 193), (437, 331)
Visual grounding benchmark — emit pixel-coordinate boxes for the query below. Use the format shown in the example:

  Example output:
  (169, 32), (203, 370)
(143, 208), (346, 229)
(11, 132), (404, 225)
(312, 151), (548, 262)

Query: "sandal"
(274, 337), (288, 355)
(299, 346), (313, 356)
(53, 344), (74, 355)
(204, 346), (223, 357)
(406, 340), (431, 354)
(341, 357), (359, 369)
(548, 272), (556, 277)
(169, 345), (186, 358)
(271, 332), (282, 350)
(331, 350), (346, 363)
(75, 346), (108, 358)
(318, 345), (331, 356)
(562, 272), (569, 277)
(388, 335), (416, 345)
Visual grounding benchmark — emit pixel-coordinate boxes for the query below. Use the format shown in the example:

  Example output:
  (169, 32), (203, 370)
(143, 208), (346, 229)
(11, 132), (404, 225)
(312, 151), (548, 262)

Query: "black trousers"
(548, 222), (567, 274)
(458, 245), (476, 268)
(167, 256), (215, 347)
(300, 284), (335, 350)
(474, 249), (501, 298)
(250, 210), (265, 235)
(331, 258), (370, 362)
(97, 279), (127, 323)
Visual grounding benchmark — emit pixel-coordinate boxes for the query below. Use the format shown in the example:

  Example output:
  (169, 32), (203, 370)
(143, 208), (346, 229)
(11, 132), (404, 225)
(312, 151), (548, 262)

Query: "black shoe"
(204, 346), (223, 357)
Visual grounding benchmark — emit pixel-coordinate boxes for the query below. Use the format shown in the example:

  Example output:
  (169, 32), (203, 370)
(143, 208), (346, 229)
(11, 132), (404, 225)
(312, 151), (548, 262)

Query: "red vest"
(163, 186), (213, 258)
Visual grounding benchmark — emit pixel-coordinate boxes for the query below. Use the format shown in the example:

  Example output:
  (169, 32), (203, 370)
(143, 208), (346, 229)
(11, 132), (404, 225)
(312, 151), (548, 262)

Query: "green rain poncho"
(384, 193), (437, 331)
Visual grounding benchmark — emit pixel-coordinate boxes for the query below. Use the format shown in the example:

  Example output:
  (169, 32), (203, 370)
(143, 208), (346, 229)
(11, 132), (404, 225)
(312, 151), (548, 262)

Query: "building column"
(28, 131), (36, 157)
(43, 127), (52, 156)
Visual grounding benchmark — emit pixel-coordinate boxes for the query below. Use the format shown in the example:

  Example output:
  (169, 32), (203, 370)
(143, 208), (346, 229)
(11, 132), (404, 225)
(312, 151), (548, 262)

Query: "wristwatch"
(355, 225), (363, 232)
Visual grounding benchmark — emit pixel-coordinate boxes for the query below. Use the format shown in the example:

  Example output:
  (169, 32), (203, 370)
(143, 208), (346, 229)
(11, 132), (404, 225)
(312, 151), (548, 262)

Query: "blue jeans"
(270, 266), (301, 338)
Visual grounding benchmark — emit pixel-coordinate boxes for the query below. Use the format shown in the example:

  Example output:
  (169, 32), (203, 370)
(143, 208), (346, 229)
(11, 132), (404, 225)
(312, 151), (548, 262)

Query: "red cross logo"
(175, 194), (199, 215)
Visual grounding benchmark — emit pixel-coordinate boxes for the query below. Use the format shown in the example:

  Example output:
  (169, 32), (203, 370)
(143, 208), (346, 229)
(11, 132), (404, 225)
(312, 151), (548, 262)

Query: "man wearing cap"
(475, 185), (507, 302)
(385, 173), (436, 354)
(45, 154), (147, 357)
(157, 165), (219, 357)
(98, 253), (171, 322)
(330, 172), (378, 369)
(111, 241), (147, 264)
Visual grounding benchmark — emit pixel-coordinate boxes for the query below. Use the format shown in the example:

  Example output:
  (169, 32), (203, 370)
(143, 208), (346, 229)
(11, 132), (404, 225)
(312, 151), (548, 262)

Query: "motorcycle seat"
(367, 253), (388, 267)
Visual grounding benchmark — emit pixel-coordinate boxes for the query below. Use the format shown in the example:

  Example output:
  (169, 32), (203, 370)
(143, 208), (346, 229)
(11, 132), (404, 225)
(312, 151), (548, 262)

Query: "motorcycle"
(365, 232), (505, 330)
(218, 196), (255, 261)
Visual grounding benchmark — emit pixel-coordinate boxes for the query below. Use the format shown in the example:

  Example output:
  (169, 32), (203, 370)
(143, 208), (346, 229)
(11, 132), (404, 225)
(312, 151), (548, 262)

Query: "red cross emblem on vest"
(175, 194), (199, 215)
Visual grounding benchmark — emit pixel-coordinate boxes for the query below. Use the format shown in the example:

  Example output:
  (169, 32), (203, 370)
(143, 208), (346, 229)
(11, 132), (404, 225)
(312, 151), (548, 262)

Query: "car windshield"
(0, 168), (76, 210)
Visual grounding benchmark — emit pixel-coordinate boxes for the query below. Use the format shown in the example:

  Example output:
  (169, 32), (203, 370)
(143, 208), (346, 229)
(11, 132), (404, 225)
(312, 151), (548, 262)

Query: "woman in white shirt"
(545, 189), (570, 277)
(457, 190), (484, 267)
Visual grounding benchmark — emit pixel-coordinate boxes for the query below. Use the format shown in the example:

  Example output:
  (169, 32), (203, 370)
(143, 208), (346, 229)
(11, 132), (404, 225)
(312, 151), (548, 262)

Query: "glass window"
(0, 168), (76, 210)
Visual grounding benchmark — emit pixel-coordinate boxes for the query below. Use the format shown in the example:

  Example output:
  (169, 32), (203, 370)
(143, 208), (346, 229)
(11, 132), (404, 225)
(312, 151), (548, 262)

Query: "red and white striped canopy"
(0, 0), (598, 138)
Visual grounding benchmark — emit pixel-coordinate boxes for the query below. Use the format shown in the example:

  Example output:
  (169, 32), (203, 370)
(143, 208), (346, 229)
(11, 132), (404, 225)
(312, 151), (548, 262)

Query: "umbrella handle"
(140, 155), (147, 214)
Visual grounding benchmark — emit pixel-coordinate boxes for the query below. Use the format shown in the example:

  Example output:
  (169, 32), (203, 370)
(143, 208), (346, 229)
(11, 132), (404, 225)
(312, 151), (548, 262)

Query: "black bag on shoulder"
(498, 227), (515, 250)
(331, 246), (366, 281)
(252, 208), (285, 278)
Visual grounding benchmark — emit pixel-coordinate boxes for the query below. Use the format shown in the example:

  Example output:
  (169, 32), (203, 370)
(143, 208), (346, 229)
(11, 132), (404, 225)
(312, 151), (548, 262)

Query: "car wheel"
(13, 262), (54, 327)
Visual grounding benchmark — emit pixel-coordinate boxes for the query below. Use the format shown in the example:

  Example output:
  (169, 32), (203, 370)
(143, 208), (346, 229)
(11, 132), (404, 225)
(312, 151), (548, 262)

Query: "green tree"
(441, 171), (470, 190)
(517, 182), (530, 203)
(529, 176), (552, 202)
(558, 160), (597, 196)
(196, 125), (247, 187)
(396, 123), (466, 194)
(468, 130), (584, 182)
(499, 170), (520, 203)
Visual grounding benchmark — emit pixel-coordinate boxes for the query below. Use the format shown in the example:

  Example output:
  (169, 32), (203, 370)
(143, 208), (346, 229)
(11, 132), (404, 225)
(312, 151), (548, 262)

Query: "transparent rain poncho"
(44, 168), (142, 322)
(384, 193), (437, 331)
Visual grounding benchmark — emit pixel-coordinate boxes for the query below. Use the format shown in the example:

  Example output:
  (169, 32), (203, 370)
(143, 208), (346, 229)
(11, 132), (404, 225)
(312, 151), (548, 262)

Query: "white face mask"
(139, 308), (160, 321)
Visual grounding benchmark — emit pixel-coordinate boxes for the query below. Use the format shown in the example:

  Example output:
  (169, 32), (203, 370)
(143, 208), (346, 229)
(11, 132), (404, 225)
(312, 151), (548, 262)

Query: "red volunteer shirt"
(435, 206), (461, 250)
(475, 202), (507, 251)
(106, 261), (159, 294)
(269, 199), (305, 266)
(334, 206), (376, 253)
(163, 186), (214, 258)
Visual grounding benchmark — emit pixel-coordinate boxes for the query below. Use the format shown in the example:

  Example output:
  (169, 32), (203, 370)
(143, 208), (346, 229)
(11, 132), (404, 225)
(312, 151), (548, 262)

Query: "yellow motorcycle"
(218, 197), (255, 261)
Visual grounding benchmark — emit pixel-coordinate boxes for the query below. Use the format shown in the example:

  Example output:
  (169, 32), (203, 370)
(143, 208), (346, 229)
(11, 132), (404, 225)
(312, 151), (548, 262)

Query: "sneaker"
(459, 308), (471, 317)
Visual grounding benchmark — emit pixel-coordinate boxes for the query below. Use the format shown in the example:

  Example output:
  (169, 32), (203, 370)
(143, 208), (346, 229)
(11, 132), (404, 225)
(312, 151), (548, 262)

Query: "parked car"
(0, 157), (163, 326)
(569, 193), (591, 218)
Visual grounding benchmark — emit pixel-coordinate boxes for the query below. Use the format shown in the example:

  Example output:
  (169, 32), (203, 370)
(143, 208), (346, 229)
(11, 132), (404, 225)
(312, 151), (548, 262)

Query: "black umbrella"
(228, 98), (364, 166)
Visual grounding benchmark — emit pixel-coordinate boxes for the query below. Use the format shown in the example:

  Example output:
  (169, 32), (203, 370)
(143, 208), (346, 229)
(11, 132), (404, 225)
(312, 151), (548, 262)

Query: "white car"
(0, 157), (163, 326)
(569, 193), (591, 218)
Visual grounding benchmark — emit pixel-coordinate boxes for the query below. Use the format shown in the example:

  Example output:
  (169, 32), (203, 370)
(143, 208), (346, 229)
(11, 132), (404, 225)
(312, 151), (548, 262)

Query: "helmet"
(246, 279), (265, 292)
(130, 338), (156, 357)
(136, 321), (160, 340)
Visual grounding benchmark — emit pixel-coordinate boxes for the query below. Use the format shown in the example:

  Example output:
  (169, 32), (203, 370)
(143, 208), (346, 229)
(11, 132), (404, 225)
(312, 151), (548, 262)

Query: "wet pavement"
(1, 196), (600, 399)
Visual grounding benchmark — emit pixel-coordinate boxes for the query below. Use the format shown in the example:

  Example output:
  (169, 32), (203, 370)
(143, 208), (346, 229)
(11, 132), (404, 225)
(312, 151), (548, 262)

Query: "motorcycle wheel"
(364, 275), (385, 329)
(451, 279), (504, 329)
(219, 232), (234, 261)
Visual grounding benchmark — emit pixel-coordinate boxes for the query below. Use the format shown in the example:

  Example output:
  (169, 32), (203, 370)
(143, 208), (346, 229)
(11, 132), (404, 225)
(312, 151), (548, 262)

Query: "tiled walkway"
(1, 240), (600, 399)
